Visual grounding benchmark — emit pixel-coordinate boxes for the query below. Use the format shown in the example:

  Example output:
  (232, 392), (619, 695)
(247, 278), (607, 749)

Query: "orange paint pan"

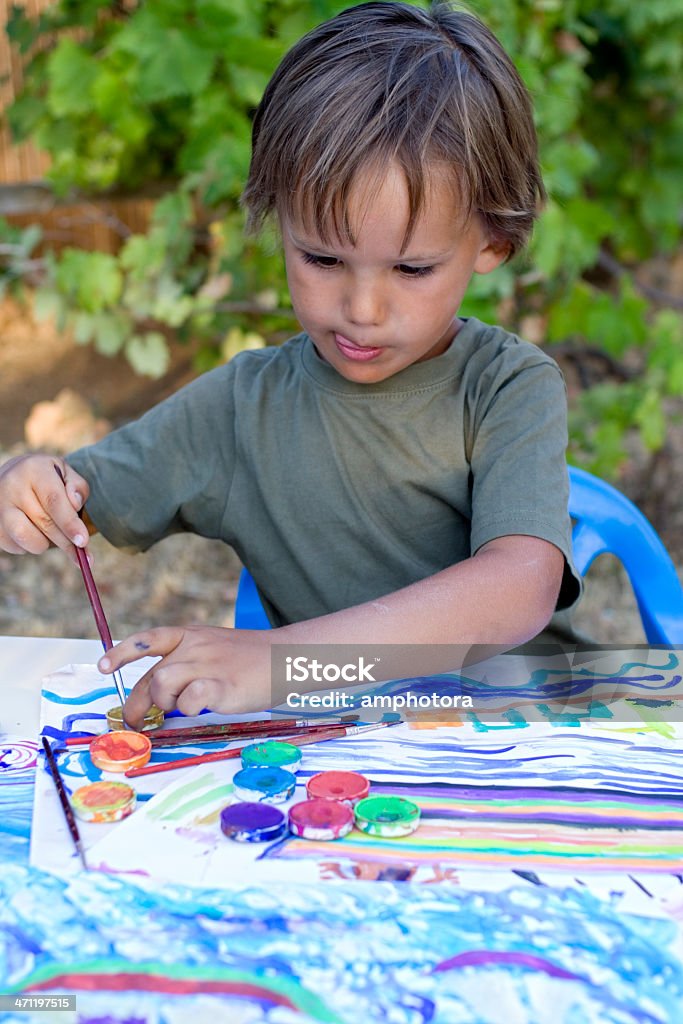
(89, 731), (152, 773)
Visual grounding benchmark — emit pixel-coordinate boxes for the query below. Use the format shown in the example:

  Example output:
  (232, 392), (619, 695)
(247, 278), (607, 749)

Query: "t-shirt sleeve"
(66, 365), (237, 552)
(468, 355), (581, 611)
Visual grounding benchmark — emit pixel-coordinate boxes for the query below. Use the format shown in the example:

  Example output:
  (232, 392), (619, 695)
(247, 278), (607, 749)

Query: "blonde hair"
(242, 1), (545, 258)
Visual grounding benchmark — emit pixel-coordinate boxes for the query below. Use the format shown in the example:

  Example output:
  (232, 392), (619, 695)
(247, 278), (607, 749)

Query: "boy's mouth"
(334, 333), (384, 361)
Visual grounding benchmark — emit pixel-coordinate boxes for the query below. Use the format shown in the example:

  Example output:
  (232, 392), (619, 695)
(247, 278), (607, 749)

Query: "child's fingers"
(175, 678), (222, 718)
(36, 468), (90, 549)
(122, 673), (217, 728)
(105, 627), (273, 725)
(0, 508), (34, 554)
(99, 627), (184, 673)
(0, 455), (88, 551)
(121, 657), (198, 727)
(121, 676), (154, 730)
(145, 661), (207, 719)
(99, 627), (184, 727)
(0, 506), (62, 556)
(28, 486), (90, 553)
(59, 461), (90, 513)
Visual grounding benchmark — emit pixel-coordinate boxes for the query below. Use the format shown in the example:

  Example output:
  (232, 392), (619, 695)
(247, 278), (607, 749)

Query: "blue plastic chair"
(234, 466), (683, 644)
(234, 564), (271, 630)
(568, 465), (683, 644)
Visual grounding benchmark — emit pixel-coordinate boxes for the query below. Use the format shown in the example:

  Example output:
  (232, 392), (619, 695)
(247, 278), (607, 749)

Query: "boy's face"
(280, 163), (506, 384)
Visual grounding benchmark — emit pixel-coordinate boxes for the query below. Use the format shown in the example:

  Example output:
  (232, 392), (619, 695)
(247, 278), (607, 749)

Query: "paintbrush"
(41, 735), (88, 870)
(147, 721), (355, 748)
(147, 714), (357, 741)
(63, 715), (358, 747)
(54, 464), (128, 711)
(125, 721), (396, 778)
(61, 722), (354, 752)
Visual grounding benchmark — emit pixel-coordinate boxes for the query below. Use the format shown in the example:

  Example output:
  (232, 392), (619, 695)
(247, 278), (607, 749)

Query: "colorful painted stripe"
(268, 784), (683, 872)
(13, 961), (342, 1023)
(374, 784), (683, 830)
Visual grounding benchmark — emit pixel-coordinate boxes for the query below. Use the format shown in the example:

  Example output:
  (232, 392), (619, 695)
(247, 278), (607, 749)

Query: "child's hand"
(0, 454), (90, 561)
(98, 625), (275, 728)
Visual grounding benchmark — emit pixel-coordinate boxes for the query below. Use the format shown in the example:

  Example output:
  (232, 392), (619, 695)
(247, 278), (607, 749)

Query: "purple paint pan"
(220, 802), (287, 843)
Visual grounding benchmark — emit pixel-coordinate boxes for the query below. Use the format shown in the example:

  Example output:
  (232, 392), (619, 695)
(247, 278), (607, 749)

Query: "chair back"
(568, 465), (683, 644)
(234, 566), (271, 630)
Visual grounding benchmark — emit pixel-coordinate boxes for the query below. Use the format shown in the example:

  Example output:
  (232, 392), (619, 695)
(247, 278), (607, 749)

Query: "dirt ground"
(0, 296), (680, 645)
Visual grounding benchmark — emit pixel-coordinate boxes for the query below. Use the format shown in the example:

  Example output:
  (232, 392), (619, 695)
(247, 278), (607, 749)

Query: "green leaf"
(222, 35), (285, 73)
(92, 312), (129, 356)
(152, 190), (193, 240)
(226, 66), (270, 106)
(46, 39), (98, 117)
(531, 202), (566, 279)
(547, 281), (595, 341)
(125, 332), (171, 378)
(55, 250), (123, 312)
(665, 359), (683, 397)
(634, 389), (667, 451)
(5, 94), (45, 142)
(542, 139), (598, 199)
(192, 135), (252, 205)
(72, 311), (96, 344)
(6, 4), (43, 53)
(120, 234), (167, 278)
(648, 310), (683, 393)
(137, 32), (215, 102)
(33, 288), (63, 323)
(152, 275), (195, 326)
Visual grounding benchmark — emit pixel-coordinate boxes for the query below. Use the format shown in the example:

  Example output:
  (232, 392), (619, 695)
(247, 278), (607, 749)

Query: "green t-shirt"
(68, 318), (581, 628)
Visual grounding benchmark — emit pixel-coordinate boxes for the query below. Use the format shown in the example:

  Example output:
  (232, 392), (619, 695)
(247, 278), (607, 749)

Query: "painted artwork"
(1, 862), (683, 1024)
(30, 649), (683, 889)
(2, 649), (683, 1022)
(0, 738), (37, 856)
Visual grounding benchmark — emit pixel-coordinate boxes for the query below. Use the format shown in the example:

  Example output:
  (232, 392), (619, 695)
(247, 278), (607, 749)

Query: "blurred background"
(1, 0), (682, 642)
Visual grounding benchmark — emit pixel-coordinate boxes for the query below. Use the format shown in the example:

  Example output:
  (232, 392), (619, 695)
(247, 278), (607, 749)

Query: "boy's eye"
(301, 252), (340, 269)
(397, 264), (435, 278)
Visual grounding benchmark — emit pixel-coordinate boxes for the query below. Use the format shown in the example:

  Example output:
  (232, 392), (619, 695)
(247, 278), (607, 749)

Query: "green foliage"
(3, 0), (683, 477)
(464, 0), (683, 477)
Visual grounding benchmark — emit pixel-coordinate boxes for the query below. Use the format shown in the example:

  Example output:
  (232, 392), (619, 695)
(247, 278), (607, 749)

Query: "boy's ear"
(473, 238), (510, 275)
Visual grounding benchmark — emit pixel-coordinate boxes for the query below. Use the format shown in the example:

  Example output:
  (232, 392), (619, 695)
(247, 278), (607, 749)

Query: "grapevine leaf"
(125, 332), (171, 378)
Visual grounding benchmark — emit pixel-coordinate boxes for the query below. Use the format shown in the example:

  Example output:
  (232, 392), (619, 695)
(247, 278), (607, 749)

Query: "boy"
(0, 1), (581, 725)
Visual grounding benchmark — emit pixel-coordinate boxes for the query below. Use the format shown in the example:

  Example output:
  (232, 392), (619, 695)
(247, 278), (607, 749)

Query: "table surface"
(2, 635), (683, 1024)
(1, 634), (103, 734)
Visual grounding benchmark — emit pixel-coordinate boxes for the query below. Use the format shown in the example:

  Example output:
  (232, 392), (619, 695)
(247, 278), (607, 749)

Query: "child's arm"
(0, 454), (92, 563)
(284, 534), (563, 645)
(101, 533), (563, 727)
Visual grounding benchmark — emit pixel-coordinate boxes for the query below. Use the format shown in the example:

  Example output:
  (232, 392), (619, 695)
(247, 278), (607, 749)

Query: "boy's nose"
(344, 279), (385, 327)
